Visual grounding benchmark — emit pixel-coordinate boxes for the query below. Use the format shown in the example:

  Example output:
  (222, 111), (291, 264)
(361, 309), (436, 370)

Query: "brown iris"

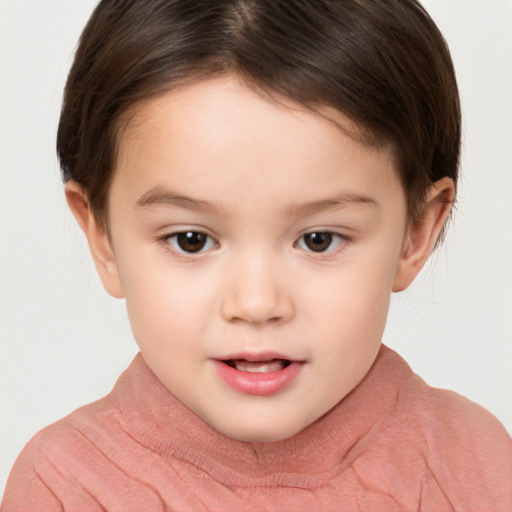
(303, 232), (333, 252)
(176, 232), (208, 253)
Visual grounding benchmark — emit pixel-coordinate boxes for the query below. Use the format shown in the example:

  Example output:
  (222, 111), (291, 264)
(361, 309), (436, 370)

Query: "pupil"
(177, 232), (207, 252)
(305, 232), (332, 252)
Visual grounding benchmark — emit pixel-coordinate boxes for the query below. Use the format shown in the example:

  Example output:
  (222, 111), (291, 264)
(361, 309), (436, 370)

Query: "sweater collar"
(115, 345), (410, 487)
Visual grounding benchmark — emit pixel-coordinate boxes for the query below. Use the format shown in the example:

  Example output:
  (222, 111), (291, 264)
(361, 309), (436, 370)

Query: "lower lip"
(213, 360), (303, 396)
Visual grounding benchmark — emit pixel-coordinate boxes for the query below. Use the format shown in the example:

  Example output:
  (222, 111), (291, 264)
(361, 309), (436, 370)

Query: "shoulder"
(350, 347), (511, 510)
(425, 384), (511, 480)
(2, 391), (124, 509)
(402, 371), (512, 461)
(7, 352), (153, 478)
(394, 362), (512, 509)
(2, 355), (161, 511)
(22, 390), (124, 460)
(378, 347), (511, 465)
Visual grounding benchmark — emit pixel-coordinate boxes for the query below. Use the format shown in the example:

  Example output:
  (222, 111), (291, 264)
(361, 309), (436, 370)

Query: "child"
(2, 0), (511, 510)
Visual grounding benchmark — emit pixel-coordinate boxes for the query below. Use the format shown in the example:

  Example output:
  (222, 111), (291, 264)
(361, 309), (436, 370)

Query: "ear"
(64, 181), (124, 298)
(393, 177), (454, 292)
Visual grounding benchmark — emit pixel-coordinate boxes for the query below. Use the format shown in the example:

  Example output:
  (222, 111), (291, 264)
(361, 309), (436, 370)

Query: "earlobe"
(64, 181), (125, 299)
(393, 177), (454, 292)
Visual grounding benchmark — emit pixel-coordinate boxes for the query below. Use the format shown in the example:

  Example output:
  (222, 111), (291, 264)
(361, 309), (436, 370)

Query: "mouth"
(223, 358), (291, 373)
(214, 354), (303, 396)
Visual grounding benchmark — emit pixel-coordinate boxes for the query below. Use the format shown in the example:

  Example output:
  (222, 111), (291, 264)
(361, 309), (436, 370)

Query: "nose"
(220, 256), (294, 325)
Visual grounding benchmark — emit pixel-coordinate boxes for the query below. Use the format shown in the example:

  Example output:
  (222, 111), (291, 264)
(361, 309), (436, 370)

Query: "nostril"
(220, 283), (294, 325)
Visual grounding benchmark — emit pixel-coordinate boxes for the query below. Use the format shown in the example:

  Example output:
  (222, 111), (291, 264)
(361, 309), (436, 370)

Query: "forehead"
(112, 75), (402, 212)
(121, 76), (377, 156)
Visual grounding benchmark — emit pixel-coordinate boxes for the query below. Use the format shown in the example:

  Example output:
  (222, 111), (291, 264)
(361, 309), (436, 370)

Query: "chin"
(215, 419), (307, 443)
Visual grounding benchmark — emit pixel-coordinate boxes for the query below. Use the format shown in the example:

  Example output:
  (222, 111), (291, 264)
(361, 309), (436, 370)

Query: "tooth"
(234, 359), (286, 373)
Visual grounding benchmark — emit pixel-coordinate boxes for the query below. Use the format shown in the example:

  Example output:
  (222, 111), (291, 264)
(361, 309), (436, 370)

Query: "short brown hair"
(57, 0), (460, 227)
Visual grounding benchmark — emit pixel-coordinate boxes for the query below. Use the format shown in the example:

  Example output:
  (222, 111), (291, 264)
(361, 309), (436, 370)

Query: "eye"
(296, 231), (345, 253)
(165, 231), (216, 254)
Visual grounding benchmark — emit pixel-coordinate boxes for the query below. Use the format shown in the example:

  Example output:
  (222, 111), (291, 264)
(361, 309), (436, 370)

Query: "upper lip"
(215, 352), (302, 362)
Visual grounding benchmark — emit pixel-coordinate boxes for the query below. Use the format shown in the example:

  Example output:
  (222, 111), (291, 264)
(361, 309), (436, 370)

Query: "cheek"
(315, 284), (390, 357)
(306, 251), (397, 354)
(120, 259), (214, 356)
(305, 275), (391, 404)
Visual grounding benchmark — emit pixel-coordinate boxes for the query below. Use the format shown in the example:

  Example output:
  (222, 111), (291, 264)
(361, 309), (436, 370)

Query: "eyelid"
(155, 226), (349, 259)
(158, 227), (219, 257)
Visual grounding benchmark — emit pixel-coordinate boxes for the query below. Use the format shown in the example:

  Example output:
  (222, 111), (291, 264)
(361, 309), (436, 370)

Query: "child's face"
(101, 76), (410, 442)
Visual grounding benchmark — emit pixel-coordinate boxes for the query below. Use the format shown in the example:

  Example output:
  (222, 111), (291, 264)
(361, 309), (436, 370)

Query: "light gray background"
(1, 0), (511, 495)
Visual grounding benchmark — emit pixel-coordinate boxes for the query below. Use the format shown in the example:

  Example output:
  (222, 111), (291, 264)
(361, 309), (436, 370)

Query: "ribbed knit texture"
(3, 345), (511, 511)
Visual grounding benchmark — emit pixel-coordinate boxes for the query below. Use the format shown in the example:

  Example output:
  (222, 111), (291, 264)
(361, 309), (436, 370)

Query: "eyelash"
(161, 231), (218, 255)
(294, 231), (347, 254)
(158, 230), (349, 258)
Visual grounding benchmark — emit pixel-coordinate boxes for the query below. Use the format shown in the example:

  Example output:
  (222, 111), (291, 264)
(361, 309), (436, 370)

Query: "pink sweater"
(3, 346), (511, 511)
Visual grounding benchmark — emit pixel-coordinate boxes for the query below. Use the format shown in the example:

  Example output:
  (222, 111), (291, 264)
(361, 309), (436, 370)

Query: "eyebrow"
(136, 187), (378, 216)
(136, 187), (219, 212)
(284, 193), (379, 217)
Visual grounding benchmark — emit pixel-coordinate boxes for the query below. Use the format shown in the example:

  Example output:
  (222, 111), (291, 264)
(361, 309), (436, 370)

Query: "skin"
(66, 75), (454, 442)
